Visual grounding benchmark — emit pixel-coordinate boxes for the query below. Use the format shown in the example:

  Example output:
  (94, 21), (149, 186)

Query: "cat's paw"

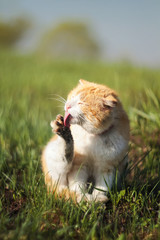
(50, 114), (64, 134)
(85, 193), (108, 203)
(94, 194), (108, 203)
(50, 114), (73, 141)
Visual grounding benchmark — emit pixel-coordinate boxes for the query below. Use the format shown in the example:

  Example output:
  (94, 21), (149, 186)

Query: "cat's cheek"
(70, 118), (78, 125)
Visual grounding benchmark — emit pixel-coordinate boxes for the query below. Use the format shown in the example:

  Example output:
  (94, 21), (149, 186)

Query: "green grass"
(0, 51), (160, 240)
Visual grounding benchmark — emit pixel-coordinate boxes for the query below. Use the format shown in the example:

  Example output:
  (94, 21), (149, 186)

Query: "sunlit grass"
(0, 51), (160, 239)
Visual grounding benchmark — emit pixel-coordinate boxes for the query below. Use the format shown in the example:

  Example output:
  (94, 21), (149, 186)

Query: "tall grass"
(0, 51), (160, 239)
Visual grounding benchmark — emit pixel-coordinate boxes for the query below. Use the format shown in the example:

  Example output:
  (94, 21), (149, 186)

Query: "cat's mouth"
(64, 111), (72, 128)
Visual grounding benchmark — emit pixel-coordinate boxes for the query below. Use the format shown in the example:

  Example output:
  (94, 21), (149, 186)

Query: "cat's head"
(64, 79), (120, 134)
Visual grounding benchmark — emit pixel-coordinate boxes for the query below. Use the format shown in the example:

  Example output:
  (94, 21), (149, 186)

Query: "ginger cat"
(41, 80), (130, 202)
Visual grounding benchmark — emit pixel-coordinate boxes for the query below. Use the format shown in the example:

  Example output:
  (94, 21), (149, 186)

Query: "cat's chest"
(71, 125), (105, 158)
(71, 124), (127, 166)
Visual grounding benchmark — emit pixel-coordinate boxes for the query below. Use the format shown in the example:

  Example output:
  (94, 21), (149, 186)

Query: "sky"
(0, 0), (160, 67)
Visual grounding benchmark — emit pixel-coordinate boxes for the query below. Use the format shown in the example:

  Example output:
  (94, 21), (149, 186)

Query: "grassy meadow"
(0, 51), (160, 240)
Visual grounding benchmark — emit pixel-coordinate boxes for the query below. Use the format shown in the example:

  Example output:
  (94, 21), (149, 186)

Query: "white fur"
(71, 124), (128, 167)
(43, 122), (128, 201)
(67, 124), (128, 201)
(44, 137), (71, 187)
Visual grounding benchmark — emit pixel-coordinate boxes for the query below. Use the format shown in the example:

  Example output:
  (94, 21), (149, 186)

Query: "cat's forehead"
(68, 85), (86, 99)
(67, 92), (81, 101)
(67, 83), (115, 102)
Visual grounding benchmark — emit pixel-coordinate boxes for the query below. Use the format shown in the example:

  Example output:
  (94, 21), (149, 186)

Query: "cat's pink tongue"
(64, 111), (71, 128)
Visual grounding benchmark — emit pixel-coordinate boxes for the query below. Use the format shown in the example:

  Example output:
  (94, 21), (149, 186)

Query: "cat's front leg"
(50, 114), (74, 163)
(42, 114), (74, 194)
(91, 171), (114, 202)
(68, 164), (89, 203)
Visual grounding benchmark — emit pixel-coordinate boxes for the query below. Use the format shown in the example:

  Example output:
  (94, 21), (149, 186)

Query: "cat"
(41, 79), (130, 203)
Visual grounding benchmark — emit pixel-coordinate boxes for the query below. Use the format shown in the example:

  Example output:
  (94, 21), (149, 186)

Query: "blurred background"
(0, 0), (160, 67)
(0, 2), (160, 238)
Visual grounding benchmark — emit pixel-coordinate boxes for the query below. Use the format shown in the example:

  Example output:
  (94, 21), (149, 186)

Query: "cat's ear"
(103, 95), (118, 108)
(79, 79), (90, 85)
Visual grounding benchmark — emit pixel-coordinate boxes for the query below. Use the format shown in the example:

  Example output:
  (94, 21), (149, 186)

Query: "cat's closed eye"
(78, 101), (83, 105)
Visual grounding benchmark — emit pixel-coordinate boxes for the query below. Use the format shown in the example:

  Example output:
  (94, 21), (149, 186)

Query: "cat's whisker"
(78, 114), (86, 123)
(54, 97), (66, 104)
(49, 94), (66, 104)
(56, 105), (65, 109)
(80, 115), (86, 121)
(48, 97), (66, 104)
